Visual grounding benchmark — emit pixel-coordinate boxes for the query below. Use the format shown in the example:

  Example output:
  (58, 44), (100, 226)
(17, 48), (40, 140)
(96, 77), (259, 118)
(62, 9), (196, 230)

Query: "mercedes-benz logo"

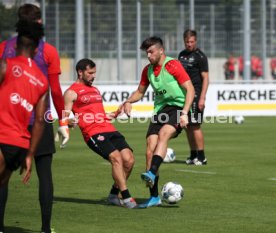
(12, 65), (22, 78)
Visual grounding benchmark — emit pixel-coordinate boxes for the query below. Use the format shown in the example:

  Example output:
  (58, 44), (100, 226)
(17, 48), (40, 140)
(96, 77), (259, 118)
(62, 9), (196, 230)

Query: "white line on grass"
(175, 169), (217, 175)
(268, 178), (276, 181)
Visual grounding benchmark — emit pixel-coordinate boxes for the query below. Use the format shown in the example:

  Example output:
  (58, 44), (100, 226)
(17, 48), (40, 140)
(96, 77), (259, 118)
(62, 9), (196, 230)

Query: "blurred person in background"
(0, 20), (48, 233)
(238, 56), (243, 80)
(251, 55), (262, 80)
(223, 60), (231, 80)
(223, 54), (236, 80)
(0, 4), (69, 233)
(178, 29), (209, 165)
(256, 59), (263, 79)
(271, 58), (276, 80)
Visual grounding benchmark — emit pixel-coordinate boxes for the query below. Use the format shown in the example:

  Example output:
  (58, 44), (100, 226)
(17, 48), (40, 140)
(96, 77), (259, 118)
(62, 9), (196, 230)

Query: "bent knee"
(146, 149), (153, 159)
(109, 151), (123, 165)
(124, 152), (135, 168)
(125, 159), (134, 171)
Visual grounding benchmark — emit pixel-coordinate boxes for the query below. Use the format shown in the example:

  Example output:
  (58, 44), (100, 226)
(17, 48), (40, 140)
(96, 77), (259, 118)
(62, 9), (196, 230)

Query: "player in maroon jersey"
(0, 19), (48, 218)
(63, 58), (137, 209)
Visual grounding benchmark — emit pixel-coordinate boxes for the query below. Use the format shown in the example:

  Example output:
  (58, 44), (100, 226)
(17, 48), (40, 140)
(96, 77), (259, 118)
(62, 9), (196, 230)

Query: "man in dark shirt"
(178, 29), (209, 165)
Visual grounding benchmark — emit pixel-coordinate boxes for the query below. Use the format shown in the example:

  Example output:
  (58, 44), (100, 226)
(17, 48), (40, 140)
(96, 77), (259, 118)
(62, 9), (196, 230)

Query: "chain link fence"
(41, 1), (276, 58)
(1, 1), (276, 81)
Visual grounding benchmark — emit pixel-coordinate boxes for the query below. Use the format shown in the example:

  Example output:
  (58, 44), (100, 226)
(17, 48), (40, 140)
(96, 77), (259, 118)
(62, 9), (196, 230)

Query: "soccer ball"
(234, 115), (245, 124)
(161, 182), (184, 204)
(163, 148), (176, 163)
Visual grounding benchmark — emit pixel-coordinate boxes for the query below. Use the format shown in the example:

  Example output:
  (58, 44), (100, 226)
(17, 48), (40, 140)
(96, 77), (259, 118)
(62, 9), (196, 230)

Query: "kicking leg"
(108, 151), (136, 208)
(120, 148), (135, 180)
(140, 126), (175, 208)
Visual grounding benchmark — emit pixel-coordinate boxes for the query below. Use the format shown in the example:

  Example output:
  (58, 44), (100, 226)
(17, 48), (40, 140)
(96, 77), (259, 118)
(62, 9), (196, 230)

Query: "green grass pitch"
(4, 117), (276, 233)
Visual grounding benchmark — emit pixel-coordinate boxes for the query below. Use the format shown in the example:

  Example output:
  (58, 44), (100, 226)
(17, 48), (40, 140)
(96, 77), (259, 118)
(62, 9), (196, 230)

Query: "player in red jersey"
(63, 58), (137, 209)
(271, 58), (276, 80)
(0, 4), (68, 233)
(0, 19), (48, 223)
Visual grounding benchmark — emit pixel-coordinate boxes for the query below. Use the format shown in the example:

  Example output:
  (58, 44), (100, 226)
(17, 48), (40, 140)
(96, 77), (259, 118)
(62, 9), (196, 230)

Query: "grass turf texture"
(4, 116), (276, 233)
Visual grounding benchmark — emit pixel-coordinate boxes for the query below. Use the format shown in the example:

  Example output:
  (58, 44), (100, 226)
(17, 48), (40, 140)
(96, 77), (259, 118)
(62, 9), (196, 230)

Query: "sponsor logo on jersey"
(81, 95), (90, 103)
(188, 57), (195, 62)
(10, 93), (33, 112)
(155, 89), (167, 96)
(10, 93), (20, 104)
(23, 70), (45, 87)
(12, 65), (22, 78)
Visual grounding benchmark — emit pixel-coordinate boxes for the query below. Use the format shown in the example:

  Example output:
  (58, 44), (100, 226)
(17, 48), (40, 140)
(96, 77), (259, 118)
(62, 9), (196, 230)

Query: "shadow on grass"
(169, 159), (185, 164)
(54, 196), (107, 205)
(54, 196), (180, 209)
(133, 198), (180, 209)
(5, 226), (36, 233)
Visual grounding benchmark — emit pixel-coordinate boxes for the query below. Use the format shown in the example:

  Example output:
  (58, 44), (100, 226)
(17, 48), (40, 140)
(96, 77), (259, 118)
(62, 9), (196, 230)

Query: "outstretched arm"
(23, 91), (49, 184)
(56, 89), (77, 148)
(122, 84), (148, 117)
(63, 89), (77, 117)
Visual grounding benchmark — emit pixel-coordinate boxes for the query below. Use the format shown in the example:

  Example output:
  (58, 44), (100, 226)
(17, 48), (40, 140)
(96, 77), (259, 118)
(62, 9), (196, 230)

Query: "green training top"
(148, 56), (186, 113)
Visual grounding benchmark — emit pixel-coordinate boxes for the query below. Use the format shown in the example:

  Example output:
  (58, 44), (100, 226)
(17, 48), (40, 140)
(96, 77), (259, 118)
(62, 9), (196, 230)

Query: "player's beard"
(83, 78), (93, 86)
(149, 55), (160, 65)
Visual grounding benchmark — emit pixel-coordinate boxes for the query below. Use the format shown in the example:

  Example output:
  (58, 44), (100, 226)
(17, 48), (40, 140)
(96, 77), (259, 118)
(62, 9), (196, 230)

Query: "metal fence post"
(87, 2), (91, 59)
(243, 0), (251, 81)
(75, 0), (84, 65)
(177, 4), (185, 51)
(210, 4), (215, 58)
(149, 3), (154, 36)
(261, 0), (267, 79)
(136, 0), (141, 81)
(117, 0), (122, 82)
(189, 0), (195, 29)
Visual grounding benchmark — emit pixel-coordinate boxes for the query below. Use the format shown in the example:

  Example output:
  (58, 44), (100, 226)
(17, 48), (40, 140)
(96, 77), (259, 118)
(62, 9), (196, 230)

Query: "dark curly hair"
(140, 36), (164, 51)
(76, 58), (96, 73)
(15, 20), (44, 51)
(18, 4), (41, 22)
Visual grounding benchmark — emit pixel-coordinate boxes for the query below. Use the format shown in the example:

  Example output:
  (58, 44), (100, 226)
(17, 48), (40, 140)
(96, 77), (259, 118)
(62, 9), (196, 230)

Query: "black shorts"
(239, 71), (243, 77)
(86, 131), (132, 160)
(272, 70), (276, 79)
(28, 122), (56, 157)
(189, 89), (204, 125)
(146, 105), (183, 138)
(0, 144), (28, 171)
